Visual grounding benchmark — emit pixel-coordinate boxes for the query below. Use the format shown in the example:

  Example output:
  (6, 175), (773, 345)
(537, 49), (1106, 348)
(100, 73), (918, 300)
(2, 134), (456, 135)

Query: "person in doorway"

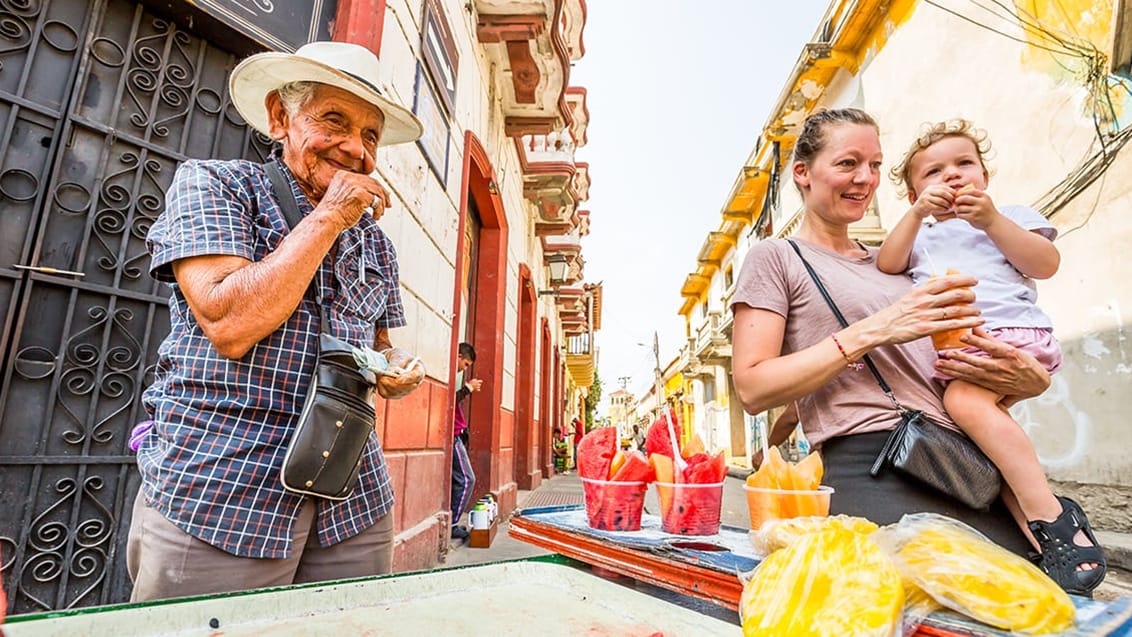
(730, 107), (1068, 570)
(130, 41), (426, 602)
(876, 118), (1103, 594)
(450, 342), (482, 541)
(552, 427), (570, 473)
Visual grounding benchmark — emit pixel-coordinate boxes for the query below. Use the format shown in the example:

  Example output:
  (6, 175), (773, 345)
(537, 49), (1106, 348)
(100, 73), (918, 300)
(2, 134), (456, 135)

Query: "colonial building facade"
(0, 0), (598, 613)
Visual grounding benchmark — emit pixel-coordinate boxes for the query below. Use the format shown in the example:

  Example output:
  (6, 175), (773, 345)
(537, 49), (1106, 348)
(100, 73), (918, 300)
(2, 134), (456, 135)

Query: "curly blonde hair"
(889, 119), (992, 198)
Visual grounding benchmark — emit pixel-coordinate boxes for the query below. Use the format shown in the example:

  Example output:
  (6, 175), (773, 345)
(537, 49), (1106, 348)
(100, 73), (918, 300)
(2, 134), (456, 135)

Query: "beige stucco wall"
(814, 0), (1132, 520)
(377, 0), (567, 416)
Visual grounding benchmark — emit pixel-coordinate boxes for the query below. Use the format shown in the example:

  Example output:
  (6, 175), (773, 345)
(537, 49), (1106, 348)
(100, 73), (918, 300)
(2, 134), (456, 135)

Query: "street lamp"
(538, 254), (570, 296)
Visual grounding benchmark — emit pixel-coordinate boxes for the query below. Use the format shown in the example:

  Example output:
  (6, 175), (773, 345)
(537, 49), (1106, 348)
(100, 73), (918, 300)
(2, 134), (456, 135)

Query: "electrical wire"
(922, 0), (1078, 56)
(919, 0), (1132, 226)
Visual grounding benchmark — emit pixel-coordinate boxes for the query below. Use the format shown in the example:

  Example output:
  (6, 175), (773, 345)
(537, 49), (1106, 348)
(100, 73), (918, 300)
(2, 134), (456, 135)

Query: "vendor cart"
(0, 556), (737, 636)
(509, 504), (1132, 637)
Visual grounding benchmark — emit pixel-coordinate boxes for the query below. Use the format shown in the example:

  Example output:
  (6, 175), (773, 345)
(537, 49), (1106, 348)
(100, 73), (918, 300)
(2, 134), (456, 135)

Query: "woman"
(730, 108), (1054, 557)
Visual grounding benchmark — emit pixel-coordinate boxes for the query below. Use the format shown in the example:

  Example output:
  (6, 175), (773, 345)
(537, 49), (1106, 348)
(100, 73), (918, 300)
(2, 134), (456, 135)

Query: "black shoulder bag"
(267, 162), (376, 501)
(786, 240), (1002, 511)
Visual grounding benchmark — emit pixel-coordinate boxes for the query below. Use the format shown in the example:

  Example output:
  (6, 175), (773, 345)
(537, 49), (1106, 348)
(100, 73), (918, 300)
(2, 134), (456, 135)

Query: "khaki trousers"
(126, 492), (394, 602)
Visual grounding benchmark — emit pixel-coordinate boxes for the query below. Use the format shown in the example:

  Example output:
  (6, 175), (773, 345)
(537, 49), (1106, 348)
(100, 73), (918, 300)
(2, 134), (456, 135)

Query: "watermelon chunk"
(610, 451), (654, 483)
(644, 410), (681, 459)
(582, 479), (646, 531)
(682, 454), (718, 484)
(576, 427), (618, 480)
(661, 482), (724, 535)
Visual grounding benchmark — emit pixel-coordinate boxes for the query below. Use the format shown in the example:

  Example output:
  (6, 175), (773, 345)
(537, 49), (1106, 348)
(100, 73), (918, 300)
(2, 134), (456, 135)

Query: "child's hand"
(910, 184), (954, 219)
(953, 187), (1000, 230)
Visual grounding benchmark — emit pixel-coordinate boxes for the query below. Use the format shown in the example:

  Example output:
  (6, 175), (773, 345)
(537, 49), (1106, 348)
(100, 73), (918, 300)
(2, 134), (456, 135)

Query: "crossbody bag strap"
(265, 161), (304, 231)
(785, 239), (901, 408)
(264, 161), (330, 333)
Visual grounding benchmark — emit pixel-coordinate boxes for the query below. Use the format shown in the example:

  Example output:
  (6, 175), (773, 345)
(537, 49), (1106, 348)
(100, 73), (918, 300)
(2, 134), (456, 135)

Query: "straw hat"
(229, 41), (423, 147)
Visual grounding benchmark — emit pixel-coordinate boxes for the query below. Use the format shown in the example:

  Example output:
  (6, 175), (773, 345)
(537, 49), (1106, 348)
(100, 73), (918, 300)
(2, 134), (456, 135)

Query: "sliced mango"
(650, 453), (675, 516)
(681, 433), (705, 459)
(608, 449), (626, 480)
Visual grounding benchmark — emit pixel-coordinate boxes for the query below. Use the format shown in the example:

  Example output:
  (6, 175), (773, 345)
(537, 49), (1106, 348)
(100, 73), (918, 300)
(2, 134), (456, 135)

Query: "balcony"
(692, 311), (732, 364)
(565, 332), (595, 387)
(519, 104), (591, 236)
(475, 0), (587, 136)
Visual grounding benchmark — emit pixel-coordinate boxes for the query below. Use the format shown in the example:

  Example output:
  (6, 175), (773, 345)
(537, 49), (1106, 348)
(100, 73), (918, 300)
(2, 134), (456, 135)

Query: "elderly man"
(128, 41), (425, 602)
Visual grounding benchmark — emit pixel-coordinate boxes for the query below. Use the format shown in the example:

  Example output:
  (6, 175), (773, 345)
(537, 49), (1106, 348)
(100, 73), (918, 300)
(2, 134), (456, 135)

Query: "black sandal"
(1027, 496), (1107, 596)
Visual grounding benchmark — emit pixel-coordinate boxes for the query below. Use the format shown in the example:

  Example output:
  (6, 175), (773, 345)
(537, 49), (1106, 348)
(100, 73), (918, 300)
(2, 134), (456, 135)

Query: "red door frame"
(334, 0), (387, 52)
(449, 131), (509, 508)
(514, 265), (539, 490)
(539, 319), (553, 477)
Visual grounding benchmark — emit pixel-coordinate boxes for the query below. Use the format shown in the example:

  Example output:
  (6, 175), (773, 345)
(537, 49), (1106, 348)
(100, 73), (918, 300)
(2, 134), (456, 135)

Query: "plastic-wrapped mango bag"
(749, 514), (878, 557)
(872, 513), (1075, 634)
(740, 527), (903, 636)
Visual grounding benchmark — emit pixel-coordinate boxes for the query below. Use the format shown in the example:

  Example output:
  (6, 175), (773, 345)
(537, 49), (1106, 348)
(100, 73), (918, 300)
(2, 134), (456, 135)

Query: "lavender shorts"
(933, 327), (1062, 383)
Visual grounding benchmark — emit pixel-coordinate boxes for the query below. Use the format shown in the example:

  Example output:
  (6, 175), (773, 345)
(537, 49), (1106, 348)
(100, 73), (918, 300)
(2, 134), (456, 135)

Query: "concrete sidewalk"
(443, 470), (1132, 600)
(444, 474), (584, 568)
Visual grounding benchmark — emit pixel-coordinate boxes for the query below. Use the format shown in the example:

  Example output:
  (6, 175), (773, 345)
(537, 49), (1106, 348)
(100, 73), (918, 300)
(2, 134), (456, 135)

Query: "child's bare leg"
(998, 485), (1038, 551)
(944, 380), (1060, 520)
(944, 380), (1098, 570)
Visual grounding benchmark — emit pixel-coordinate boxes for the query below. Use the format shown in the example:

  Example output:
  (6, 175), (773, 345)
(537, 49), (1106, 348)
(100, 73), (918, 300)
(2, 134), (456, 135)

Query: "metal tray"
(1, 559), (740, 636)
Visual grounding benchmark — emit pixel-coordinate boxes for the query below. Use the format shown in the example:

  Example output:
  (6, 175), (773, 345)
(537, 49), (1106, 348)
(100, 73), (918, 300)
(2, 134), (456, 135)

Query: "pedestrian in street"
(730, 107), (1059, 560)
(451, 342), (482, 541)
(129, 41), (426, 602)
(570, 416), (585, 469)
(631, 424), (646, 452)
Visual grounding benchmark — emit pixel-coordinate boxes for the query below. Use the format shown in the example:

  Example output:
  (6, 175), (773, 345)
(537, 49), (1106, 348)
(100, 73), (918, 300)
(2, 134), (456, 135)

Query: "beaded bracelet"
(831, 333), (864, 371)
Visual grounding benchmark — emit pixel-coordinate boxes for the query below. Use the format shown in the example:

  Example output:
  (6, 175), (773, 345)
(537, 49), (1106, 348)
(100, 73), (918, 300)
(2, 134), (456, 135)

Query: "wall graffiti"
(1010, 374), (1091, 470)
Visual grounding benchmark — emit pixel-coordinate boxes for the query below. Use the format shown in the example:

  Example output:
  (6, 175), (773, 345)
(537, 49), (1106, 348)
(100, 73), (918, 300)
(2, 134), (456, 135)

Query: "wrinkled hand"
(867, 272), (983, 346)
(376, 347), (425, 399)
(910, 184), (954, 219)
(953, 187), (999, 230)
(935, 327), (1050, 400)
(315, 171), (391, 233)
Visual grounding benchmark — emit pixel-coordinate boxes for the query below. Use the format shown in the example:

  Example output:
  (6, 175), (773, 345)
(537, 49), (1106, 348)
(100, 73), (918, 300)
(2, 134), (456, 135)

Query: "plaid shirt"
(139, 155), (403, 559)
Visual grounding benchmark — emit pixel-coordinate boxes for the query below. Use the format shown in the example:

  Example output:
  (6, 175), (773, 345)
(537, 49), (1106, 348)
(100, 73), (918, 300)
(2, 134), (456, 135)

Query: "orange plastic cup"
(580, 478), (647, 532)
(930, 269), (972, 351)
(744, 485), (834, 531)
(654, 481), (725, 536)
(932, 326), (971, 351)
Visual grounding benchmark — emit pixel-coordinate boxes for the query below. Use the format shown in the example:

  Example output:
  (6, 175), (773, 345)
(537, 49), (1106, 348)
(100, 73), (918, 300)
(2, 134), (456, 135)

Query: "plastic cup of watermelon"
(743, 485), (834, 531)
(654, 481), (725, 536)
(580, 478), (647, 532)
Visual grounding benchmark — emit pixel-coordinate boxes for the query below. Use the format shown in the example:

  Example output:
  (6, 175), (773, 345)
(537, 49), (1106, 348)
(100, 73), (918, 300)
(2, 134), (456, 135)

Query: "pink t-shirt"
(730, 238), (955, 447)
(453, 403), (468, 438)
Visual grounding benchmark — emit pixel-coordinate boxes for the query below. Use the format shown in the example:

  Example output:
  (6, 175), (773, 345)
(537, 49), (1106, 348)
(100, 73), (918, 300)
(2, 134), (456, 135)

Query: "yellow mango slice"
(878, 515), (1075, 634)
(741, 528), (903, 636)
(751, 515), (878, 555)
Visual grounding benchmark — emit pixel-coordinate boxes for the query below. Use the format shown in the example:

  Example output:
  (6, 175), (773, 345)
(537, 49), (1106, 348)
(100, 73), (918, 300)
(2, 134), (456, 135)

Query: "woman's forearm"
(733, 305), (898, 414)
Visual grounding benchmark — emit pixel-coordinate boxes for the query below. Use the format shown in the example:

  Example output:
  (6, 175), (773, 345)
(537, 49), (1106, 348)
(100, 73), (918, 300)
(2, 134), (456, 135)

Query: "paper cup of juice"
(655, 481), (725, 536)
(580, 477), (647, 532)
(744, 485), (834, 531)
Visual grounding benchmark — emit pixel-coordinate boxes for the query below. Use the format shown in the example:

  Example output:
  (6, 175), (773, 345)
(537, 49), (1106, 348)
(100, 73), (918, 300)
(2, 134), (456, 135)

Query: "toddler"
(877, 119), (1104, 595)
